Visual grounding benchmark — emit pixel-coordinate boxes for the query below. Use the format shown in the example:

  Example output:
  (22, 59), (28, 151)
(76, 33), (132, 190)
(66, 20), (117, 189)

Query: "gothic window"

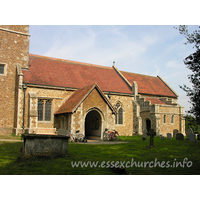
(115, 114), (118, 124)
(38, 99), (52, 121)
(116, 103), (120, 109)
(118, 108), (123, 124)
(115, 102), (123, 124)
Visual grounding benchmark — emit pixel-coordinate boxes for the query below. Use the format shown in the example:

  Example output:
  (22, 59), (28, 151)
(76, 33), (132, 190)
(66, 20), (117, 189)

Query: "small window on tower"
(0, 64), (4, 74)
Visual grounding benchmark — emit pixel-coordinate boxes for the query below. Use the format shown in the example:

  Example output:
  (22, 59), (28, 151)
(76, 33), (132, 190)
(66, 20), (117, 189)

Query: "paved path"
(74, 140), (129, 144)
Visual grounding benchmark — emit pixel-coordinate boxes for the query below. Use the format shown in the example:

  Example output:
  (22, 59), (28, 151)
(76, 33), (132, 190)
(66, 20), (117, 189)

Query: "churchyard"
(0, 132), (200, 175)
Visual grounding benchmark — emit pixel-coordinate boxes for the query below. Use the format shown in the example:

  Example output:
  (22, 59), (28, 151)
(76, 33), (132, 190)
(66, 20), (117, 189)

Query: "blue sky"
(29, 25), (199, 114)
(1, 0), (199, 195)
(2, 0), (198, 115)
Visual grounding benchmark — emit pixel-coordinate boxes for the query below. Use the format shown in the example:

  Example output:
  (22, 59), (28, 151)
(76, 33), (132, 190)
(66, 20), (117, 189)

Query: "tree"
(177, 25), (200, 124)
(185, 115), (200, 133)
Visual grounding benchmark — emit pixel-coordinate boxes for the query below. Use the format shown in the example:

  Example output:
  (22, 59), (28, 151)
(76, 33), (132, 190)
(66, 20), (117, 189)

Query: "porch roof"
(54, 83), (117, 115)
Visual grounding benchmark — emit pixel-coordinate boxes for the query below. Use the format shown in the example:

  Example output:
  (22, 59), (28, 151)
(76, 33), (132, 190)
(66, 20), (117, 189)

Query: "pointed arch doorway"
(146, 119), (151, 135)
(85, 109), (102, 140)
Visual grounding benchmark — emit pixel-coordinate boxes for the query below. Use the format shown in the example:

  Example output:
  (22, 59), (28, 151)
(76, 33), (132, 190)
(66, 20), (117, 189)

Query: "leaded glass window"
(115, 102), (124, 125)
(118, 108), (123, 124)
(38, 100), (43, 121)
(45, 100), (51, 121)
(115, 114), (118, 124)
(38, 99), (52, 121)
(116, 103), (120, 109)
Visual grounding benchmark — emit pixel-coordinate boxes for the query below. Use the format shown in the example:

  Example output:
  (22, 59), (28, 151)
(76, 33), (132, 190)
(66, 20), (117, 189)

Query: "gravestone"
(197, 134), (200, 141)
(149, 129), (154, 146)
(167, 133), (172, 140)
(146, 129), (155, 148)
(176, 133), (184, 141)
(142, 129), (148, 141)
(160, 135), (164, 140)
(189, 133), (196, 142)
(142, 136), (147, 141)
(143, 129), (148, 137)
(173, 129), (179, 138)
(186, 128), (193, 140)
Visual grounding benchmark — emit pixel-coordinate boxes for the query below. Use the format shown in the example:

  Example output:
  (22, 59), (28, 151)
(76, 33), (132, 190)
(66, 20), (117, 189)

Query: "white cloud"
(43, 26), (157, 67)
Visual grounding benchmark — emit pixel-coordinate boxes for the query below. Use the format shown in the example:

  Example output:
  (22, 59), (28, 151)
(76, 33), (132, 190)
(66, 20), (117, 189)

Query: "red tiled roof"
(54, 83), (117, 114)
(145, 98), (166, 105)
(23, 54), (133, 94)
(121, 71), (177, 97)
(55, 84), (95, 114)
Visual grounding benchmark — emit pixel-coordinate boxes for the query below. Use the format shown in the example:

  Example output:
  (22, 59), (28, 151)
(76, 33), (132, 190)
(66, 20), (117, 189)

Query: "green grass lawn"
(0, 135), (200, 175)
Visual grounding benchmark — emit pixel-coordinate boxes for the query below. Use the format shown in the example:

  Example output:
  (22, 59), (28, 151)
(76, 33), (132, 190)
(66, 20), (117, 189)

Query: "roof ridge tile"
(29, 53), (112, 70)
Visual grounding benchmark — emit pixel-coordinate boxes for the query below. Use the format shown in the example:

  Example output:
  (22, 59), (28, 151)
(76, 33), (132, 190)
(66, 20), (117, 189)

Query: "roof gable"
(54, 83), (117, 115)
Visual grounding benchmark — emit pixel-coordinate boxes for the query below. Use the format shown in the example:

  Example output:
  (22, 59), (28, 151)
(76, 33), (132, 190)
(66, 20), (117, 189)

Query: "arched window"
(171, 115), (175, 123)
(164, 115), (166, 123)
(115, 102), (123, 124)
(118, 108), (123, 124)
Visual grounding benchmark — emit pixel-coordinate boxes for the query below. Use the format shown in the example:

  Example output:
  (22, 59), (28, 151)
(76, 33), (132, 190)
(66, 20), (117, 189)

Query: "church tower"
(0, 25), (30, 135)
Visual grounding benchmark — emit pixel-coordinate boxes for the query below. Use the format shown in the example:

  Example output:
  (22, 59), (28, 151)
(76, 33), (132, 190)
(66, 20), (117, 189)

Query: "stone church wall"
(159, 105), (185, 135)
(15, 86), (74, 135)
(110, 94), (134, 136)
(0, 25), (29, 135)
(0, 25), (185, 137)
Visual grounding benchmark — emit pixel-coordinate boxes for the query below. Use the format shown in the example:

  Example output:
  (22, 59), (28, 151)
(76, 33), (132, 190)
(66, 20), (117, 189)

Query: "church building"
(0, 25), (185, 139)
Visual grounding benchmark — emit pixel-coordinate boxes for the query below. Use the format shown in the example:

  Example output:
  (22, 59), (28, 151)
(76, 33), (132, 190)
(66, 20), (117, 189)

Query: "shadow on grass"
(0, 136), (200, 175)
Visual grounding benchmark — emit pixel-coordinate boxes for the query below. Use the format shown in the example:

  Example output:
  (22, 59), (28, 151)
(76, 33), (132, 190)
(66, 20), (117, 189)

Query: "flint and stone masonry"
(0, 25), (185, 137)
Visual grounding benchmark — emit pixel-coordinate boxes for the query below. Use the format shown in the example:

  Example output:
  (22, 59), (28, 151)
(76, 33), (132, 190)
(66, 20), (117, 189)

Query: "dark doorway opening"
(146, 119), (151, 135)
(85, 110), (101, 140)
